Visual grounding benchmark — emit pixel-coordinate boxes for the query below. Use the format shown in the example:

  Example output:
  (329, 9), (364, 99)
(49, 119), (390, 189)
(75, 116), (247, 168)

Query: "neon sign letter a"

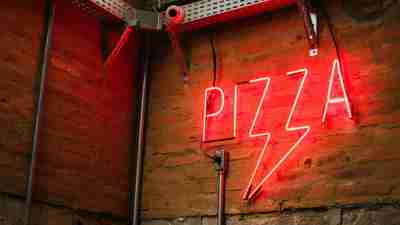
(322, 59), (352, 122)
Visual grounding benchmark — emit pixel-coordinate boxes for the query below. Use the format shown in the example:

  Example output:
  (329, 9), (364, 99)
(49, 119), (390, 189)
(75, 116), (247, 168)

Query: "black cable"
(320, 1), (356, 116)
(198, 31), (220, 161)
(210, 31), (217, 87)
(320, 1), (343, 67)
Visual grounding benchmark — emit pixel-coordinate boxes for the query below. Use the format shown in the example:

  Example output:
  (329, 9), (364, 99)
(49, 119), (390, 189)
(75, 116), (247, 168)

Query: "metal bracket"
(214, 149), (227, 172)
(75, 0), (163, 68)
(82, 0), (163, 30)
(297, 0), (319, 56)
(126, 8), (164, 30)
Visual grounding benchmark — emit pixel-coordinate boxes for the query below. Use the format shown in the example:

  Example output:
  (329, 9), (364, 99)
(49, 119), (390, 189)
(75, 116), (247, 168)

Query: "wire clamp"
(297, 0), (319, 56)
(214, 149), (227, 172)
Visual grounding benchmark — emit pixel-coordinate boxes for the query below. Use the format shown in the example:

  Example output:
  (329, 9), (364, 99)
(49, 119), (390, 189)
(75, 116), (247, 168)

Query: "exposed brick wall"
(1, 0), (400, 224)
(0, 193), (125, 225)
(142, 0), (400, 219)
(0, 0), (138, 219)
(141, 205), (400, 225)
(0, 0), (43, 196)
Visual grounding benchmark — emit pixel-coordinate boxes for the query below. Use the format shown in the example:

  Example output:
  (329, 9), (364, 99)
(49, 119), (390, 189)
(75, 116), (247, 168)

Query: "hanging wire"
(320, 1), (343, 66)
(210, 31), (218, 87)
(320, 0), (357, 119)
(198, 30), (220, 161)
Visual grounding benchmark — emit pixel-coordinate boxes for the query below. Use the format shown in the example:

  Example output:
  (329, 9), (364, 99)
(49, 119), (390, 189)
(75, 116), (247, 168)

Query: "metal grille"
(71, 0), (162, 29)
(89, 0), (136, 20)
(182, 0), (265, 23)
(71, 0), (126, 21)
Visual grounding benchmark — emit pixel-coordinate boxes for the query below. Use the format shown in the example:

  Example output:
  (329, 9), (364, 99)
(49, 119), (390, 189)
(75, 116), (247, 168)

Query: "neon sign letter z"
(246, 69), (311, 200)
(242, 77), (272, 200)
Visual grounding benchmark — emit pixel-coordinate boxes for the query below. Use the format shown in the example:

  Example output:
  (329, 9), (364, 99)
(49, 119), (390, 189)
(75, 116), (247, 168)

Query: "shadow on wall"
(343, 0), (398, 22)
(0, 193), (126, 225)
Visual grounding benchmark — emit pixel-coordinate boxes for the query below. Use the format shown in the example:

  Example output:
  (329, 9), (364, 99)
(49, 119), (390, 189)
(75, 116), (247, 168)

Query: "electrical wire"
(320, 1), (344, 67)
(320, 0), (356, 117)
(198, 31), (219, 161)
(210, 31), (217, 87)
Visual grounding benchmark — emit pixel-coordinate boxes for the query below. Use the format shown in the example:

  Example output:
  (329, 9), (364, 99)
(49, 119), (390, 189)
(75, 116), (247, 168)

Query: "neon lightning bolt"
(246, 69), (311, 200)
(242, 77), (272, 200)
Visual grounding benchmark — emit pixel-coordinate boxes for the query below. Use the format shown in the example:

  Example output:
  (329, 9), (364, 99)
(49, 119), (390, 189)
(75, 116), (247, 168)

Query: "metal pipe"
(131, 33), (151, 225)
(217, 169), (225, 225)
(215, 150), (227, 225)
(24, 1), (55, 225)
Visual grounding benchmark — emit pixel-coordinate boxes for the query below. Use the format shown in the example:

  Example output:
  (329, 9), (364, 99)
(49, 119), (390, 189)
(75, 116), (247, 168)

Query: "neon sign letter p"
(202, 87), (225, 142)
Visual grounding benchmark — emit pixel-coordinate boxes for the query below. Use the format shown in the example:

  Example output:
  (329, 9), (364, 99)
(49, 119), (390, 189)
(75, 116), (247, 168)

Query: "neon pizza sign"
(202, 59), (353, 200)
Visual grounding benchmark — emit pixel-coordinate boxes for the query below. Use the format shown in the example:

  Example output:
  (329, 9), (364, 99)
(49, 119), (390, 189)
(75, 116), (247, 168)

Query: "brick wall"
(1, 0), (400, 224)
(140, 206), (400, 225)
(0, 0), (138, 221)
(0, 192), (126, 225)
(142, 0), (400, 220)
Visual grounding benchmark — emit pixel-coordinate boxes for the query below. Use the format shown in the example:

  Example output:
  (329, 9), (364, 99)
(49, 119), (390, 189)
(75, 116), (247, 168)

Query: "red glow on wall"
(202, 87), (225, 142)
(322, 59), (353, 123)
(248, 77), (272, 138)
(245, 69), (311, 200)
(242, 77), (272, 200)
(201, 58), (353, 200)
(233, 84), (239, 138)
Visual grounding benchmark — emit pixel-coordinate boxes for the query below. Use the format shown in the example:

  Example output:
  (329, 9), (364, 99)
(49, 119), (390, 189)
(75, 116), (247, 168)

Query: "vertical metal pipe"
(215, 150), (227, 225)
(217, 169), (225, 225)
(24, 1), (55, 225)
(132, 33), (151, 225)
